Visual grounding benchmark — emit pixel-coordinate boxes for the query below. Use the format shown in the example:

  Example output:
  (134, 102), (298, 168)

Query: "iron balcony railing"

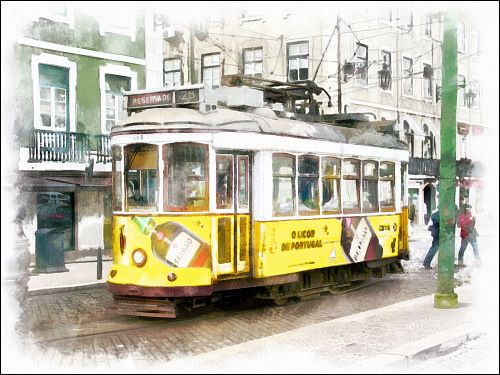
(409, 157), (485, 178)
(408, 157), (440, 176)
(95, 134), (112, 164)
(29, 130), (111, 164)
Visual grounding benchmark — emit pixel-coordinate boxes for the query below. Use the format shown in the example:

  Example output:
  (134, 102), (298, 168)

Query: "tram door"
(215, 153), (251, 277)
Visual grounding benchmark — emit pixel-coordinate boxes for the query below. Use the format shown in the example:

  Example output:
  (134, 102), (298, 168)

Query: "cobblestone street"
(16, 270), (441, 368)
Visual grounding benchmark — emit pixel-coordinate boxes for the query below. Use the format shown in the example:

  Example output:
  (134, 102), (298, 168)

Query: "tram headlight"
(132, 248), (147, 267)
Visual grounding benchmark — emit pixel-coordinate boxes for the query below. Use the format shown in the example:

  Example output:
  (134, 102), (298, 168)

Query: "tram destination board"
(127, 88), (200, 109)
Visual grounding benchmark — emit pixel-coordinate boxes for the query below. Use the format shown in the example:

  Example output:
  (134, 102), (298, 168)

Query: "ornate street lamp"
(342, 61), (355, 82)
(378, 64), (391, 90)
(465, 89), (477, 108)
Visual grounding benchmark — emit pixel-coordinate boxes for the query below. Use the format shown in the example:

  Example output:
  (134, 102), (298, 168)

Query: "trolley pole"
(336, 15), (342, 114)
(434, 12), (458, 309)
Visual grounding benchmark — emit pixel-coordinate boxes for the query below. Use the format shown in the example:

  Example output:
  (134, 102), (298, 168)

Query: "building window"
(38, 3), (75, 29)
(99, 65), (137, 135)
(399, 12), (413, 31)
(424, 15), (432, 37)
(458, 75), (466, 107)
(164, 58), (182, 86)
(38, 64), (69, 131)
(471, 28), (480, 55)
(457, 21), (465, 53)
(98, 11), (136, 41)
(125, 144), (158, 211)
(404, 121), (414, 157)
(321, 157), (341, 214)
(380, 162), (395, 211)
(423, 63), (433, 99)
(298, 155), (319, 216)
(403, 57), (413, 96)
(202, 53), (220, 88)
(273, 153), (296, 216)
(243, 47), (263, 77)
(342, 159), (360, 213)
(355, 43), (368, 85)
(422, 124), (434, 159)
(287, 41), (309, 82)
(362, 160), (379, 213)
(104, 74), (131, 133)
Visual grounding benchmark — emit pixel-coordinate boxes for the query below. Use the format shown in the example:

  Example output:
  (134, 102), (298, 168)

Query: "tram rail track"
(34, 278), (384, 345)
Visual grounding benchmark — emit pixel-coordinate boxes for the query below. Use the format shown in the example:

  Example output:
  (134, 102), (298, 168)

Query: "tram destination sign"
(127, 88), (200, 109)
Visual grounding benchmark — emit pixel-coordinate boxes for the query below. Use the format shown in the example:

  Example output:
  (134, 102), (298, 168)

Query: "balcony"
(409, 157), (440, 177)
(22, 130), (111, 174)
(456, 158), (486, 178)
(28, 130), (111, 164)
(409, 157), (486, 179)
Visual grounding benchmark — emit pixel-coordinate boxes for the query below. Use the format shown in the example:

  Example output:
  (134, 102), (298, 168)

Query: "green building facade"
(14, 4), (148, 261)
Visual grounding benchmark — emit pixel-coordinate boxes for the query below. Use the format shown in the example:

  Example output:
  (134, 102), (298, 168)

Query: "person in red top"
(457, 204), (480, 267)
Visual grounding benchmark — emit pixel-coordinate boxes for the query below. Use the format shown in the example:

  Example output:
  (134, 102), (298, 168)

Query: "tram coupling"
(104, 296), (178, 318)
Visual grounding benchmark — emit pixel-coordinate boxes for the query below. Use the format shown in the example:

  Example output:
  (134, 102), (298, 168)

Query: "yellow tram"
(106, 78), (409, 317)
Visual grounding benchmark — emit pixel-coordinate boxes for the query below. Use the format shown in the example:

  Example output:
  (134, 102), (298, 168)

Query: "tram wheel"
(273, 297), (290, 306)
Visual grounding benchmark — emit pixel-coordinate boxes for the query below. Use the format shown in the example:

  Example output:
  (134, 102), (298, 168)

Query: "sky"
(1, 1), (498, 373)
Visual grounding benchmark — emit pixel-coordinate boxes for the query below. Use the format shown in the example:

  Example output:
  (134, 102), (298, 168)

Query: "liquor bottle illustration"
(132, 216), (211, 268)
(341, 217), (383, 263)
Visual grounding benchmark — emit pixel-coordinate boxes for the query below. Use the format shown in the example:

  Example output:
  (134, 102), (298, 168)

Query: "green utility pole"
(434, 12), (459, 309)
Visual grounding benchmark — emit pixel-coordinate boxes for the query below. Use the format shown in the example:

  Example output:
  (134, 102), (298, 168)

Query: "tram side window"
(342, 159), (360, 213)
(362, 160), (379, 213)
(216, 154), (234, 209)
(380, 161), (395, 211)
(321, 157), (341, 214)
(165, 143), (208, 211)
(124, 144), (158, 211)
(112, 146), (122, 211)
(273, 154), (296, 216)
(298, 155), (319, 215)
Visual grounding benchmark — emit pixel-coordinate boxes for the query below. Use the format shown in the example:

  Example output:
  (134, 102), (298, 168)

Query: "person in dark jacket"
(423, 210), (440, 269)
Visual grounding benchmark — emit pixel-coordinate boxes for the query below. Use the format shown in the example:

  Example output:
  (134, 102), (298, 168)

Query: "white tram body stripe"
(111, 130), (408, 162)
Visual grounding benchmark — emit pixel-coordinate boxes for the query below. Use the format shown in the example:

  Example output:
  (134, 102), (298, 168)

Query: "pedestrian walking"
(423, 209), (439, 269)
(457, 204), (480, 267)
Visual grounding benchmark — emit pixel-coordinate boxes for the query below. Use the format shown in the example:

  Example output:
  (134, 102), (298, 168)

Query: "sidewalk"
(27, 258), (113, 294)
(157, 283), (497, 373)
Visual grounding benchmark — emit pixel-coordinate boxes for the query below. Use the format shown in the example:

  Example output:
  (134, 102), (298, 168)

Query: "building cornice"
(18, 37), (146, 66)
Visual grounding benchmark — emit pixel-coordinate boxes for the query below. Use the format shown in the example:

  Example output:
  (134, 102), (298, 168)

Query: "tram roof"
(112, 107), (408, 150)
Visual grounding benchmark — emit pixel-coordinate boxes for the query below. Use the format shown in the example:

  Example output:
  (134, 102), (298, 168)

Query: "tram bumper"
(106, 264), (213, 295)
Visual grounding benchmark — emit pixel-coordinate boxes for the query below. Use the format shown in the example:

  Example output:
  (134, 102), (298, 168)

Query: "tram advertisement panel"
(129, 216), (212, 269)
(340, 217), (383, 262)
(253, 215), (400, 278)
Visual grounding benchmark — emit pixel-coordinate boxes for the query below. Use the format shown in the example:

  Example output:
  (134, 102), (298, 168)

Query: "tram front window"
(124, 144), (158, 211)
(165, 143), (208, 211)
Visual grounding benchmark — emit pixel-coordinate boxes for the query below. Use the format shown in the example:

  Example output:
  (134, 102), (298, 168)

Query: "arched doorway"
(423, 184), (436, 225)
